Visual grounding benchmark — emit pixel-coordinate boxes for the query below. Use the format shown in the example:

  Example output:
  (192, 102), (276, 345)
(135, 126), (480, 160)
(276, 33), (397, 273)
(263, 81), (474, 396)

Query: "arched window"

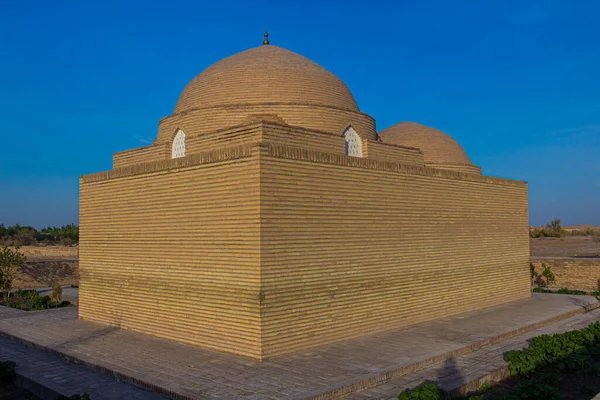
(344, 126), (362, 158)
(172, 129), (186, 159)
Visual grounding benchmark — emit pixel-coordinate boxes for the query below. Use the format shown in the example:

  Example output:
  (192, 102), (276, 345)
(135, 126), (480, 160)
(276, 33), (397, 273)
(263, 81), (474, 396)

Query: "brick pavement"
(0, 337), (166, 400)
(349, 308), (600, 399)
(0, 294), (597, 400)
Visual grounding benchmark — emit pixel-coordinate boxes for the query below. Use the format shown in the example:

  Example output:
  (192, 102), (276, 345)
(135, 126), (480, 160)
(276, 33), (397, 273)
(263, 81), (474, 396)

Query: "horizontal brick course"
(81, 123), (530, 359)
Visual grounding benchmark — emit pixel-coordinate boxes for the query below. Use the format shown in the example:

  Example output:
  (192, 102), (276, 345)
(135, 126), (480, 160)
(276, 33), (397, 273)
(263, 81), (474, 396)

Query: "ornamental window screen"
(172, 130), (186, 159)
(344, 127), (362, 157)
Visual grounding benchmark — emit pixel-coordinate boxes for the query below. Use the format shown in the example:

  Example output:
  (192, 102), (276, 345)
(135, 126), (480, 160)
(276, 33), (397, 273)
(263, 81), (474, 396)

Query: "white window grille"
(172, 130), (186, 159)
(344, 127), (362, 157)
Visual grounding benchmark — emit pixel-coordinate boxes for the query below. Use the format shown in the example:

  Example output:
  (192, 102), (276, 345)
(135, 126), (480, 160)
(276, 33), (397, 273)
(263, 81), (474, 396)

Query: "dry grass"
(19, 245), (77, 261)
(531, 236), (600, 258)
(5, 246), (80, 289)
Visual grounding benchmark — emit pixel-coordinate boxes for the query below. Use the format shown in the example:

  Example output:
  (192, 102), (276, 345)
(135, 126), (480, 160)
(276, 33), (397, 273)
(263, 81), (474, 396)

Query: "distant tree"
(585, 227), (599, 236)
(0, 246), (26, 301)
(0, 223), (79, 245)
(544, 219), (564, 238)
(530, 227), (546, 238)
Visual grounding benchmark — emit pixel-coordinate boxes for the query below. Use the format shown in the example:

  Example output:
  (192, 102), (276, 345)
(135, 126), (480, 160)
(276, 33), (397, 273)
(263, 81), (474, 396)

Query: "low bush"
(1, 289), (70, 311)
(556, 287), (587, 295)
(533, 287), (588, 295)
(0, 360), (16, 383)
(532, 287), (552, 293)
(541, 263), (556, 286)
(508, 376), (560, 400)
(398, 382), (446, 400)
(14, 289), (37, 299)
(57, 393), (91, 400)
(504, 322), (600, 375)
(401, 323), (600, 400)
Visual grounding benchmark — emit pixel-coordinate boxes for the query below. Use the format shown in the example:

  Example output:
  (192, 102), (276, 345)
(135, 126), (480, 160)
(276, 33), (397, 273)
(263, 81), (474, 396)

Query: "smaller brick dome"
(174, 45), (359, 114)
(379, 122), (480, 174)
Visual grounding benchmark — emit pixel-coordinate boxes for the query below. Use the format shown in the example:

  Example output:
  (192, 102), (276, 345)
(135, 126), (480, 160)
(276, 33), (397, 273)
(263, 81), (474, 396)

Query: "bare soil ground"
(20, 245), (77, 261)
(531, 236), (600, 258)
(13, 246), (79, 289)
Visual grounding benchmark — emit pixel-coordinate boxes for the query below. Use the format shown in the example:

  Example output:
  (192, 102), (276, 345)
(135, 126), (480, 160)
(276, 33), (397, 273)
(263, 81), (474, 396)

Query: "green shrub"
(556, 287), (587, 295)
(479, 383), (492, 392)
(3, 288), (70, 311)
(511, 377), (560, 400)
(398, 382), (446, 400)
(532, 287), (552, 293)
(57, 393), (91, 400)
(31, 295), (51, 310)
(14, 289), (37, 299)
(581, 384), (595, 396)
(533, 287), (588, 295)
(504, 322), (600, 375)
(541, 263), (556, 286)
(0, 360), (16, 383)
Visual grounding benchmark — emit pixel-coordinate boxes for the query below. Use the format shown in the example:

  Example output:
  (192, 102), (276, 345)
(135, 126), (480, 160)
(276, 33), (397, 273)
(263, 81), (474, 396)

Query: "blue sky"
(1, 0), (599, 228)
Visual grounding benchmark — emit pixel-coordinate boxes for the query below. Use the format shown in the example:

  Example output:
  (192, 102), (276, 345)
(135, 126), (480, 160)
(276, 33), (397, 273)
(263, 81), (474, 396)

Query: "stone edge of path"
(14, 373), (63, 400)
(1, 300), (599, 400)
(0, 331), (193, 400)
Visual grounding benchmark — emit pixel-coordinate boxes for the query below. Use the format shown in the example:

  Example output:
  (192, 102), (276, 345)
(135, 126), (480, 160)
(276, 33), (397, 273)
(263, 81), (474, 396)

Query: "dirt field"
(531, 236), (600, 258)
(12, 246), (79, 289)
(19, 245), (78, 261)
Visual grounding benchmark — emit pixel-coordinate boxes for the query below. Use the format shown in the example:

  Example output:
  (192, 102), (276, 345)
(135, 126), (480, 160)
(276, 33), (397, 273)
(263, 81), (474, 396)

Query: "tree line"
(0, 223), (79, 246)
(530, 219), (599, 239)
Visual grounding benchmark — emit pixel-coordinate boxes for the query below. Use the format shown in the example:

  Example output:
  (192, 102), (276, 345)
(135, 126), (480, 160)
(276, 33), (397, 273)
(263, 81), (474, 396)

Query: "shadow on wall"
(533, 272), (546, 288)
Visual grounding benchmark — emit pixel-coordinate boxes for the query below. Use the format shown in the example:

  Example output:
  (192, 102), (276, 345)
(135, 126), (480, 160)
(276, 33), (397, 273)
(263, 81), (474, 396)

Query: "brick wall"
(81, 125), (530, 360)
(80, 145), (263, 358)
(114, 120), (427, 174)
(260, 142), (530, 358)
(363, 140), (425, 166)
(532, 258), (600, 291)
(113, 143), (169, 169)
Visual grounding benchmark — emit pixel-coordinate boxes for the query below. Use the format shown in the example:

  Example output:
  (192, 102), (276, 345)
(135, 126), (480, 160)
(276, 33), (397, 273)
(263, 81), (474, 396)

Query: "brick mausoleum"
(79, 34), (530, 360)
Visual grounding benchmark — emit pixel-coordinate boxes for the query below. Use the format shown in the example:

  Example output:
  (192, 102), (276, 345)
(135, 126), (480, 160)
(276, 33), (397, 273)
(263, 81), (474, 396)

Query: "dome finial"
(263, 31), (269, 45)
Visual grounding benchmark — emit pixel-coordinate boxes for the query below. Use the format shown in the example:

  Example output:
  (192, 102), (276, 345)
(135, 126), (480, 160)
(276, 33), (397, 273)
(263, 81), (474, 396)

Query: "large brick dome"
(379, 122), (482, 175)
(174, 45), (359, 114)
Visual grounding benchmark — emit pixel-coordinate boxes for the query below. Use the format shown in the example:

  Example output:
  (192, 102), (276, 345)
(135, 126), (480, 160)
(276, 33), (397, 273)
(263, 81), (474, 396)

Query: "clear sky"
(1, 0), (599, 228)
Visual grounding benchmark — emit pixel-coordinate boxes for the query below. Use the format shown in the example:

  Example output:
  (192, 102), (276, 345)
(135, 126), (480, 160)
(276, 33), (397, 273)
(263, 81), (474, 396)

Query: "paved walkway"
(350, 308), (600, 399)
(0, 294), (597, 400)
(0, 337), (166, 400)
